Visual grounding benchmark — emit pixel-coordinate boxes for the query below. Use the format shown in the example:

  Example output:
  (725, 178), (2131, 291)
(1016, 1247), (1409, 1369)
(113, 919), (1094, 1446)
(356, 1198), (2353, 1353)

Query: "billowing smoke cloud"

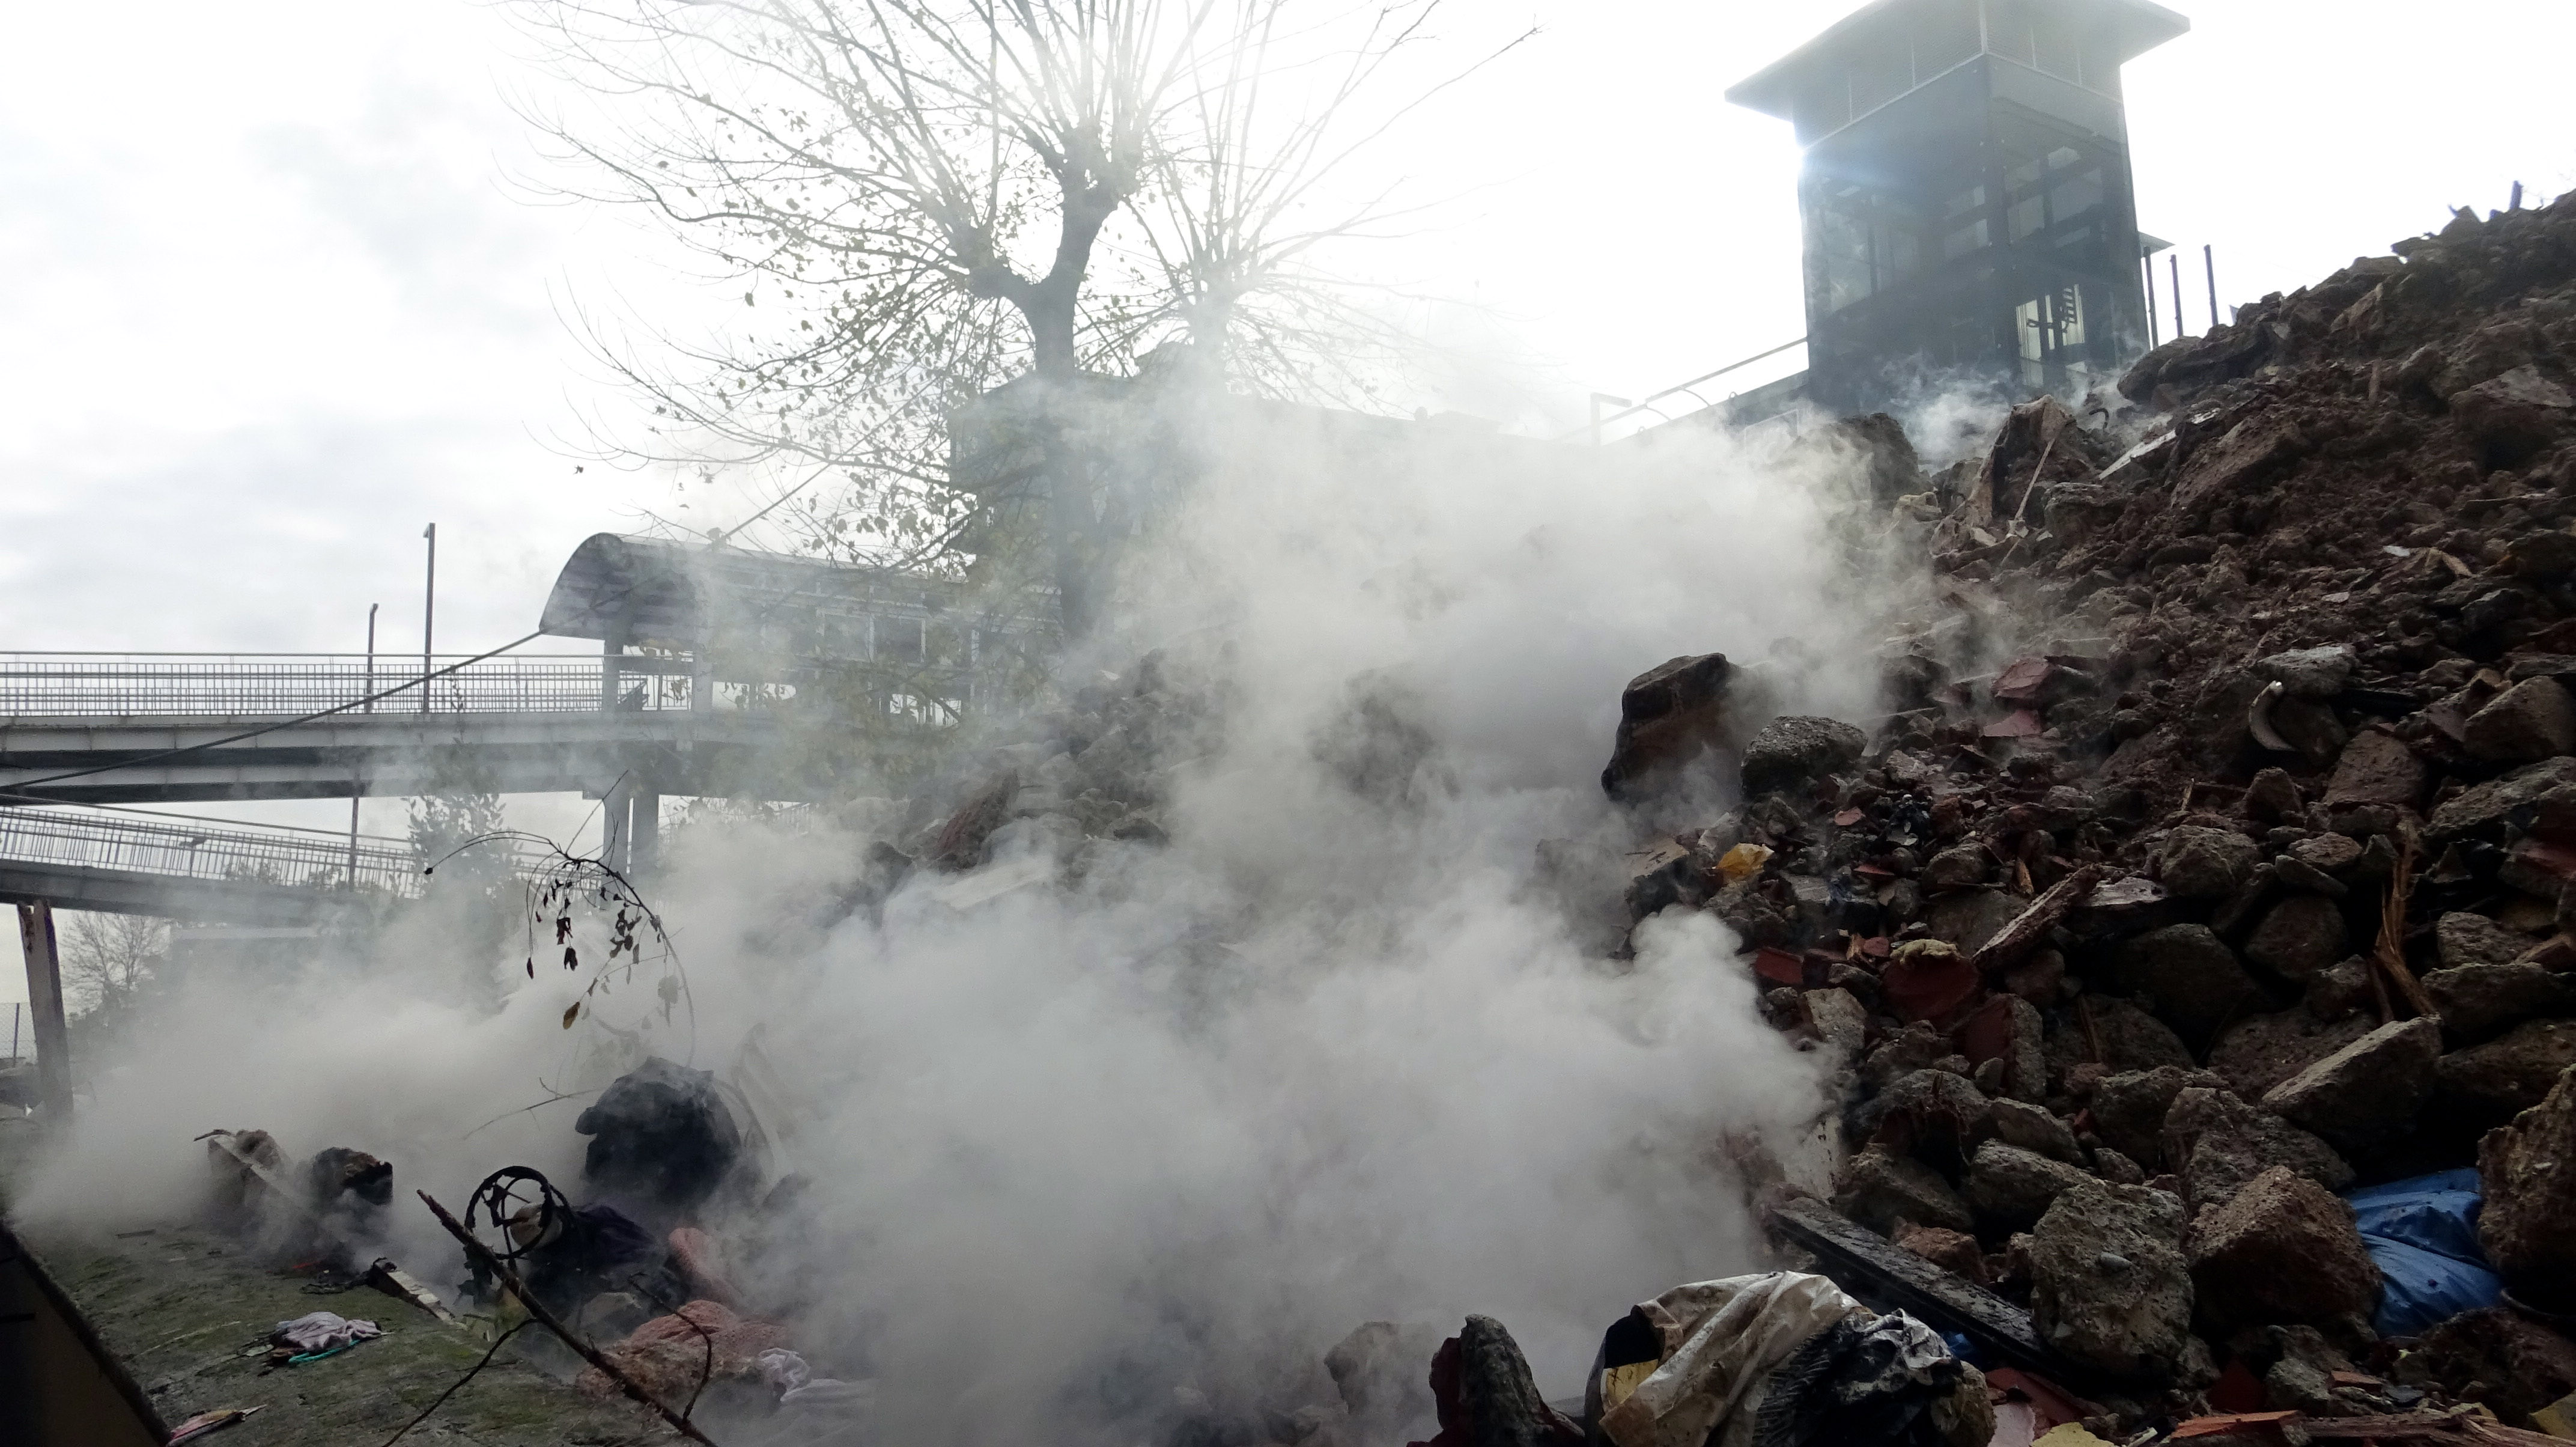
(19, 397), (1903, 1442)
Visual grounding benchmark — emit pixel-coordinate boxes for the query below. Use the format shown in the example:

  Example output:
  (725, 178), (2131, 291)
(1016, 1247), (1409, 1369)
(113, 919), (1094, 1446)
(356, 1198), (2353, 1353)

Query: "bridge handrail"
(0, 806), (544, 899)
(0, 651), (1004, 722)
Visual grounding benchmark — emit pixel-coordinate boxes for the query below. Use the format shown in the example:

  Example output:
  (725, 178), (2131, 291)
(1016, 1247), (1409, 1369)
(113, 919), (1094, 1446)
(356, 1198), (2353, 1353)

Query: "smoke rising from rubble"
(20, 400), (1915, 1439)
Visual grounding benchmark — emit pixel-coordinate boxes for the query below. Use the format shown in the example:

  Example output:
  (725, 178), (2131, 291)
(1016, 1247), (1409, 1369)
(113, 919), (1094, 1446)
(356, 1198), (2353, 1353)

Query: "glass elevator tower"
(1727, 0), (2188, 412)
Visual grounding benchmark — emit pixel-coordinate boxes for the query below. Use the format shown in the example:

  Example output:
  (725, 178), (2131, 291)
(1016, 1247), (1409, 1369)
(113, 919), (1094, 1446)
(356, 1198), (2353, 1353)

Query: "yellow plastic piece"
(1716, 843), (1773, 884)
(1600, 1360), (1659, 1413)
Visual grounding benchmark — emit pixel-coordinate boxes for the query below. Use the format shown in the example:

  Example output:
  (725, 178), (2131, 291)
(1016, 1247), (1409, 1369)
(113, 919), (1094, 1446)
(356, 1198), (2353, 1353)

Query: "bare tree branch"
(511, 0), (1487, 603)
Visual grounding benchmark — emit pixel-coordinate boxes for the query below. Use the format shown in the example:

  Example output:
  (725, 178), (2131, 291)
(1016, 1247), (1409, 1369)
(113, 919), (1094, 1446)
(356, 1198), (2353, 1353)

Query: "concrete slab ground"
(0, 1117), (676, 1446)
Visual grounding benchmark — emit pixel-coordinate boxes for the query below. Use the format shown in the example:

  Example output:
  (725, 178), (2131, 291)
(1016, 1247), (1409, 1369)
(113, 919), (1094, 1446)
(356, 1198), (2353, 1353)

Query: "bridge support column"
(630, 789), (661, 879)
(15, 903), (71, 1126)
(601, 779), (631, 874)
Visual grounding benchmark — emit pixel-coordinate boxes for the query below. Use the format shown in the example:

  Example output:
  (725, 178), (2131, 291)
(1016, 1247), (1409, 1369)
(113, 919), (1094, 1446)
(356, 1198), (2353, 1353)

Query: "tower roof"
(1727, 0), (2188, 129)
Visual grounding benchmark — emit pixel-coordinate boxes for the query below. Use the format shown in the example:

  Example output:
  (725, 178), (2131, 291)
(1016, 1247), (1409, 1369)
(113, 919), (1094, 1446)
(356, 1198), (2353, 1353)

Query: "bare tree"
(58, 912), (169, 1019)
(515, 0), (1512, 627)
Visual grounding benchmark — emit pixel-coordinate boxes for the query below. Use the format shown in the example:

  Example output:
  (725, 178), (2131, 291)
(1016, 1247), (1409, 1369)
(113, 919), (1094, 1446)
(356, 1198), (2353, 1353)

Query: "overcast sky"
(1, 1), (2571, 992)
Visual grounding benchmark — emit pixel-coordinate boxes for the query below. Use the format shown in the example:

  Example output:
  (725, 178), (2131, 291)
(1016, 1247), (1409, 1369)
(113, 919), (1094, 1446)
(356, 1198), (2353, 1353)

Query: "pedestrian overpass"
(0, 532), (1053, 913)
(0, 802), (533, 928)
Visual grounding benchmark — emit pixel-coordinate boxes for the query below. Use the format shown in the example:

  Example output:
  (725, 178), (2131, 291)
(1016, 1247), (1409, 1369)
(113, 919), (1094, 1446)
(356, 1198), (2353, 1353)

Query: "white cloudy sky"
(0, 0), (2571, 990)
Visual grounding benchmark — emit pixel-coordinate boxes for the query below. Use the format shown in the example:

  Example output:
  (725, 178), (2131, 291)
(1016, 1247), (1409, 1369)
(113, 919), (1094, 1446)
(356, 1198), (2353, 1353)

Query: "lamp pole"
(352, 602), (377, 886)
(421, 524), (436, 714)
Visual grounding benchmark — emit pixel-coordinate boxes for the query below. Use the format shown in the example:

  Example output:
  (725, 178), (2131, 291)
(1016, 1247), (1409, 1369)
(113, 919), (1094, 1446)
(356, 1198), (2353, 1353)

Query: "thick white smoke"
(18, 400), (1901, 1442)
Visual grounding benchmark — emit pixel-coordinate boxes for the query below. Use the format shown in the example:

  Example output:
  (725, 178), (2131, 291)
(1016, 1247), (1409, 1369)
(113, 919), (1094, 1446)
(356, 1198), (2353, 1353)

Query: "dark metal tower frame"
(1728, 0), (2188, 413)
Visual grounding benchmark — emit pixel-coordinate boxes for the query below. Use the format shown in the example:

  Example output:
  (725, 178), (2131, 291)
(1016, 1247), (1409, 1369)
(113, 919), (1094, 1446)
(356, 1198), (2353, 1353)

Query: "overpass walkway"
(0, 803), (539, 927)
(0, 651), (796, 808)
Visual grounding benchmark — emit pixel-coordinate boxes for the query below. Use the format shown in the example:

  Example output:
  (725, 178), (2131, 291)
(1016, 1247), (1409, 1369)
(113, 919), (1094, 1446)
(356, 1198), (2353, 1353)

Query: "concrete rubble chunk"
(2246, 766), (2305, 822)
(2435, 1019), (2576, 1122)
(2399, 1306), (2576, 1430)
(1862, 1020), (1948, 1091)
(1867, 1067), (1995, 1167)
(2426, 961), (2576, 1041)
(2264, 1324), (2359, 1414)
(2428, 756), (2576, 842)
(2463, 675), (2576, 764)
(1966, 1139), (2097, 1232)
(1803, 987), (1868, 1058)
(2261, 1016), (2443, 1155)
(1957, 994), (2049, 1104)
(2243, 894), (2351, 982)
(2477, 1064), (2576, 1310)
(1923, 888), (2029, 957)
(1989, 1097), (2083, 1163)
(2091, 1067), (2227, 1171)
(2185, 1165), (2381, 1332)
(1448, 1314), (1580, 1447)
(2286, 833), (2362, 874)
(1739, 714), (1867, 797)
(2046, 996), (2197, 1084)
(2110, 924), (2262, 1050)
(2304, 956), (2376, 1022)
(2210, 1010), (2378, 1102)
(2450, 364), (2576, 464)
(2438, 910), (2536, 969)
(1891, 1220), (1989, 1282)
(1833, 1142), (1973, 1236)
(1326, 1321), (1443, 1427)
(2028, 1180), (2196, 1382)
(2163, 1085), (2354, 1213)
(1922, 842), (1992, 889)
(1600, 652), (1739, 800)
(2253, 645), (2357, 700)
(2325, 730), (2426, 811)
(2152, 825), (2263, 899)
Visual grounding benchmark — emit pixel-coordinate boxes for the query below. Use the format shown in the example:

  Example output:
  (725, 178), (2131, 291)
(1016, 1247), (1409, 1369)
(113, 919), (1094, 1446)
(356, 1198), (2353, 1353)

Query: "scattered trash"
(576, 1299), (789, 1403)
(165, 1406), (263, 1443)
(2347, 1170), (2506, 1336)
(574, 1056), (746, 1222)
(261, 1309), (383, 1368)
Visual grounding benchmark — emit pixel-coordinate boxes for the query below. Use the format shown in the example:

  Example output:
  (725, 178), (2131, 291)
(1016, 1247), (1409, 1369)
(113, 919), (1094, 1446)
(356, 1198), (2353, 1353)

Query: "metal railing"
(0, 806), (539, 898)
(0, 653), (630, 718)
(1566, 337), (1811, 443)
(0, 651), (1031, 724)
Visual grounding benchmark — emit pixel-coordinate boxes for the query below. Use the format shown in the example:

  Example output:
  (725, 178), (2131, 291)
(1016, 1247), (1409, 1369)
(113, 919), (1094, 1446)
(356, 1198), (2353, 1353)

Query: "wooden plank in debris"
(1968, 866), (2103, 973)
(1766, 1195), (2093, 1389)
(2298, 1409), (2566, 1445)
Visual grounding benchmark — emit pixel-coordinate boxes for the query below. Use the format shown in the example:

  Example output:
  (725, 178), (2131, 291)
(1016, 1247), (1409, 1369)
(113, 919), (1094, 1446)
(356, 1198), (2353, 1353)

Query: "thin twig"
(2374, 827), (2437, 1018)
(415, 1190), (722, 1445)
(380, 1320), (531, 1447)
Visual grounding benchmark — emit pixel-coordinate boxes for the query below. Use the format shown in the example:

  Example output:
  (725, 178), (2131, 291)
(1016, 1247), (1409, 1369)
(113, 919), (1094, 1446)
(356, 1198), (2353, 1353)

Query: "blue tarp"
(2345, 1169), (2503, 1338)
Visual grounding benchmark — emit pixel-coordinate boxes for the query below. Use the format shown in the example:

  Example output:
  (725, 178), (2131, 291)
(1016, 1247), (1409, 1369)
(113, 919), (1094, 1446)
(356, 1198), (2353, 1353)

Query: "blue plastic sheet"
(2345, 1169), (2503, 1338)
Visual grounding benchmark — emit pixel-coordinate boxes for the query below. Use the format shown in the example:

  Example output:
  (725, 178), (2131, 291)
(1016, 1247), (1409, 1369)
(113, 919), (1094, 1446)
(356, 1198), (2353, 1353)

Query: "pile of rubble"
(1595, 190), (2576, 1439)
(812, 648), (1211, 926)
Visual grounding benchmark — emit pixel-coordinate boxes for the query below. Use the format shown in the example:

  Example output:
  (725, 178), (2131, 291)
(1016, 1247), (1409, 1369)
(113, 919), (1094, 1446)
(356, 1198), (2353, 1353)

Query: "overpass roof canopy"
(537, 533), (1040, 657)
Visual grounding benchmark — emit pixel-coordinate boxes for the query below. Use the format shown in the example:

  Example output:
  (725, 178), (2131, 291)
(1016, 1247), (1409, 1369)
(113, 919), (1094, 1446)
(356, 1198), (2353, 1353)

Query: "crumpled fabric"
(782, 1377), (875, 1412)
(1748, 1311), (1960, 1447)
(576, 1299), (791, 1402)
(273, 1311), (383, 1353)
(1597, 1273), (1868, 1447)
(759, 1347), (811, 1392)
(759, 1346), (873, 1412)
